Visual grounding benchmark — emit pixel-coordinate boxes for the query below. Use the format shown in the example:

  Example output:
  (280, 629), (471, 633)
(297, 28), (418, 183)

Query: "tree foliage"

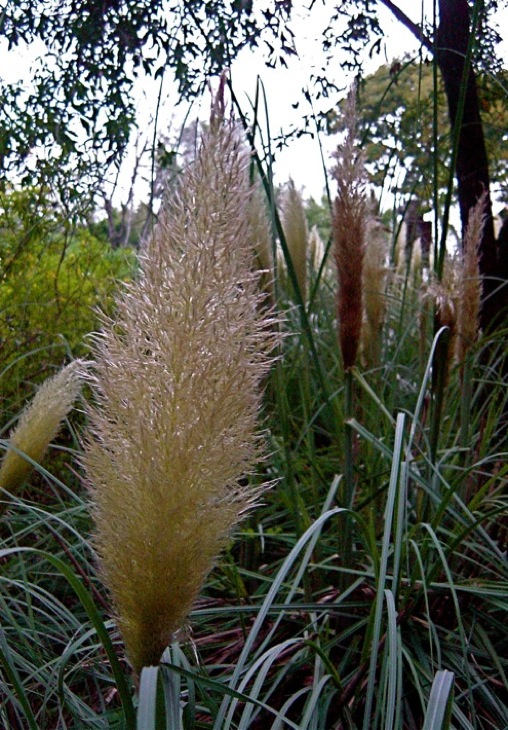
(334, 60), (508, 211)
(1, 0), (508, 325)
(0, 0), (295, 189)
(1, 0), (505, 188)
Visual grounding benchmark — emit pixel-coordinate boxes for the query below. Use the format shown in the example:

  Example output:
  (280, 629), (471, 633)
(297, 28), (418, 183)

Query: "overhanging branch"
(377, 0), (434, 52)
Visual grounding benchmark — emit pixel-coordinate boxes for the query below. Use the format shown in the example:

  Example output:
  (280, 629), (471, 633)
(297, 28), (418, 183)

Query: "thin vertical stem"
(339, 368), (355, 576)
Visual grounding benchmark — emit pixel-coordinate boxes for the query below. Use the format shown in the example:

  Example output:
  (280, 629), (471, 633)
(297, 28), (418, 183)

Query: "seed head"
(456, 192), (485, 364)
(281, 179), (309, 303)
(81, 109), (280, 674)
(332, 86), (367, 370)
(0, 361), (83, 507)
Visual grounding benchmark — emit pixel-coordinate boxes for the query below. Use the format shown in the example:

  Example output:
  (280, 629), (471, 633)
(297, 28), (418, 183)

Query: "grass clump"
(0, 81), (506, 730)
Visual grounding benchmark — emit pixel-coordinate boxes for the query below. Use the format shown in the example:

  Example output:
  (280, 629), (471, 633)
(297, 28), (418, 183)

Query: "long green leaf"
(362, 413), (405, 730)
(137, 666), (160, 730)
(422, 670), (455, 730)
(0, 546), (136, 729)
(0, 628), (39, 730)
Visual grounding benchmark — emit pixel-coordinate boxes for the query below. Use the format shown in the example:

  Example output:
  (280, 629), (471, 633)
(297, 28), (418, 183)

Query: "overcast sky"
(125, 0), (508, 206)
(224, 0), (508, 201)
(227, 0), (428, 199)
(1, 1), (507, 207)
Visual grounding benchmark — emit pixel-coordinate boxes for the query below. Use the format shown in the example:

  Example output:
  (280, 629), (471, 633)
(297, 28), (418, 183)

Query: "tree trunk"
(436, 0), (507, 330)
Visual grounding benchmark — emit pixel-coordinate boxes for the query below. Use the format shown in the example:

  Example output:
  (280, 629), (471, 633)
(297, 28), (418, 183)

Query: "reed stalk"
(331, 86), (367, 571)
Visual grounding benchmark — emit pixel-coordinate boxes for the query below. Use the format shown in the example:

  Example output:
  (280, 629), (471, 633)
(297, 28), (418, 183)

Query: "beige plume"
(81, 105), (280, 674)
(0, 361), (83, 508)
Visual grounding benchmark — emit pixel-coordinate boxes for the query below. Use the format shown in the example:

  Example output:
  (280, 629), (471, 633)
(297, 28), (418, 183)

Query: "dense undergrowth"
(1, 91), (507, 730)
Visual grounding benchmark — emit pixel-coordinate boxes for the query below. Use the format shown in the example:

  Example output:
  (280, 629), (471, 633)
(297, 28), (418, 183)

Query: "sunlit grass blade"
(214, 502), (343, 729)
(382, 588), (399, 730)
(362, 412), (405, 730)
(137, 667), (159, 730)
(422, 670), (454, 730)
(421, 524), (476, 725)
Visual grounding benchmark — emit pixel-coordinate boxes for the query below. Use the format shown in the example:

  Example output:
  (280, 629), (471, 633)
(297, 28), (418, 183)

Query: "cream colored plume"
(281, 178), (309, 303)
(81, 103), (280, 674)
(308, 225), (326, 273)
(249, 182), (275, 300)
(0, 361), (83, 506)
(361, 219), (388, 368)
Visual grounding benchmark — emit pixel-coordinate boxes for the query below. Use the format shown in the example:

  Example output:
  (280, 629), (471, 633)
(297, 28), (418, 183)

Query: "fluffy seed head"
(81, 109), (280, 675)
(249, 182), (275, 300)
(0, 361), (83, 503)
(423, 276), (458, 389)
(281, 178), (309, 303)
(456, 192), (485, 364)
(361, 219), (388, 367)
(332, 86), (368, 370)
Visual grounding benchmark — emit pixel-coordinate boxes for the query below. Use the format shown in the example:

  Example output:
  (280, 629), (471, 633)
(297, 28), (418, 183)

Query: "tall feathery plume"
(456, 191), (486, 365)
(249, 182), (276, 302)
(332, 86), (367, 370)
(331, 85), (368, 576)
(281, 178), (309, 303)
(455, 193), (486, 462)
(0, 361), (83, 509)
(361, 218), (388, 368)
(308, 225), (326, 274)
(80, 99), (280, 675)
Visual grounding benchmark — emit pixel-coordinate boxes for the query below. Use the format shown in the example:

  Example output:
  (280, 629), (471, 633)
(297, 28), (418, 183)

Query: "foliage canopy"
(332, 60), (508, 211)
(1, 0), (506, 190)
(0, 185), (135, 417)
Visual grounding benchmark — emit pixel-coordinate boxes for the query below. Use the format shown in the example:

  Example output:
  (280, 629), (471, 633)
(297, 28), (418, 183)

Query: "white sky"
(226, 0), (429, 199)
(224, 0), (508, 201)
(1, 1), (507, 207)
(121, 0), (508, 207)
(133, 0), (438, 202)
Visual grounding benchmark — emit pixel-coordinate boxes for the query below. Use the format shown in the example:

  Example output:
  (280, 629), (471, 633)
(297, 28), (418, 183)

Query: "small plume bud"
(249, 182), (275, 301)
(281, 178), (309, 303)
(424, 278), (458, 390)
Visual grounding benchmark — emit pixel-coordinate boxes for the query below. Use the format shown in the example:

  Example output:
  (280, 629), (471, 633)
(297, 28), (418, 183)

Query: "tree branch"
(377, 0), (434, 52)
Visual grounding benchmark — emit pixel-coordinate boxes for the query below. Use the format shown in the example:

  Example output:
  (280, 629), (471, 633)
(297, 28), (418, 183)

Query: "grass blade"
(422, 670), (455, 730)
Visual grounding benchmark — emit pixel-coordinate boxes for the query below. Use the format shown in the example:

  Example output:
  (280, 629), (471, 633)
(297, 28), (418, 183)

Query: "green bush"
(0, 186), (135, 420)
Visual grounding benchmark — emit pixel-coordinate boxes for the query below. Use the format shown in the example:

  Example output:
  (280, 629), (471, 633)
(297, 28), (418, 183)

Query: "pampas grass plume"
(332, 86), (367, 370)
(424, 276), (458, 388)
(361, 220), (388, 367)
(281, 178), (309, 303)
(249, 182), (275, 301)
(308, 225), (326, 273)
(81, 105), (280, 675)
(0, 361), (83, 502)
(456, 192), (486, 364)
